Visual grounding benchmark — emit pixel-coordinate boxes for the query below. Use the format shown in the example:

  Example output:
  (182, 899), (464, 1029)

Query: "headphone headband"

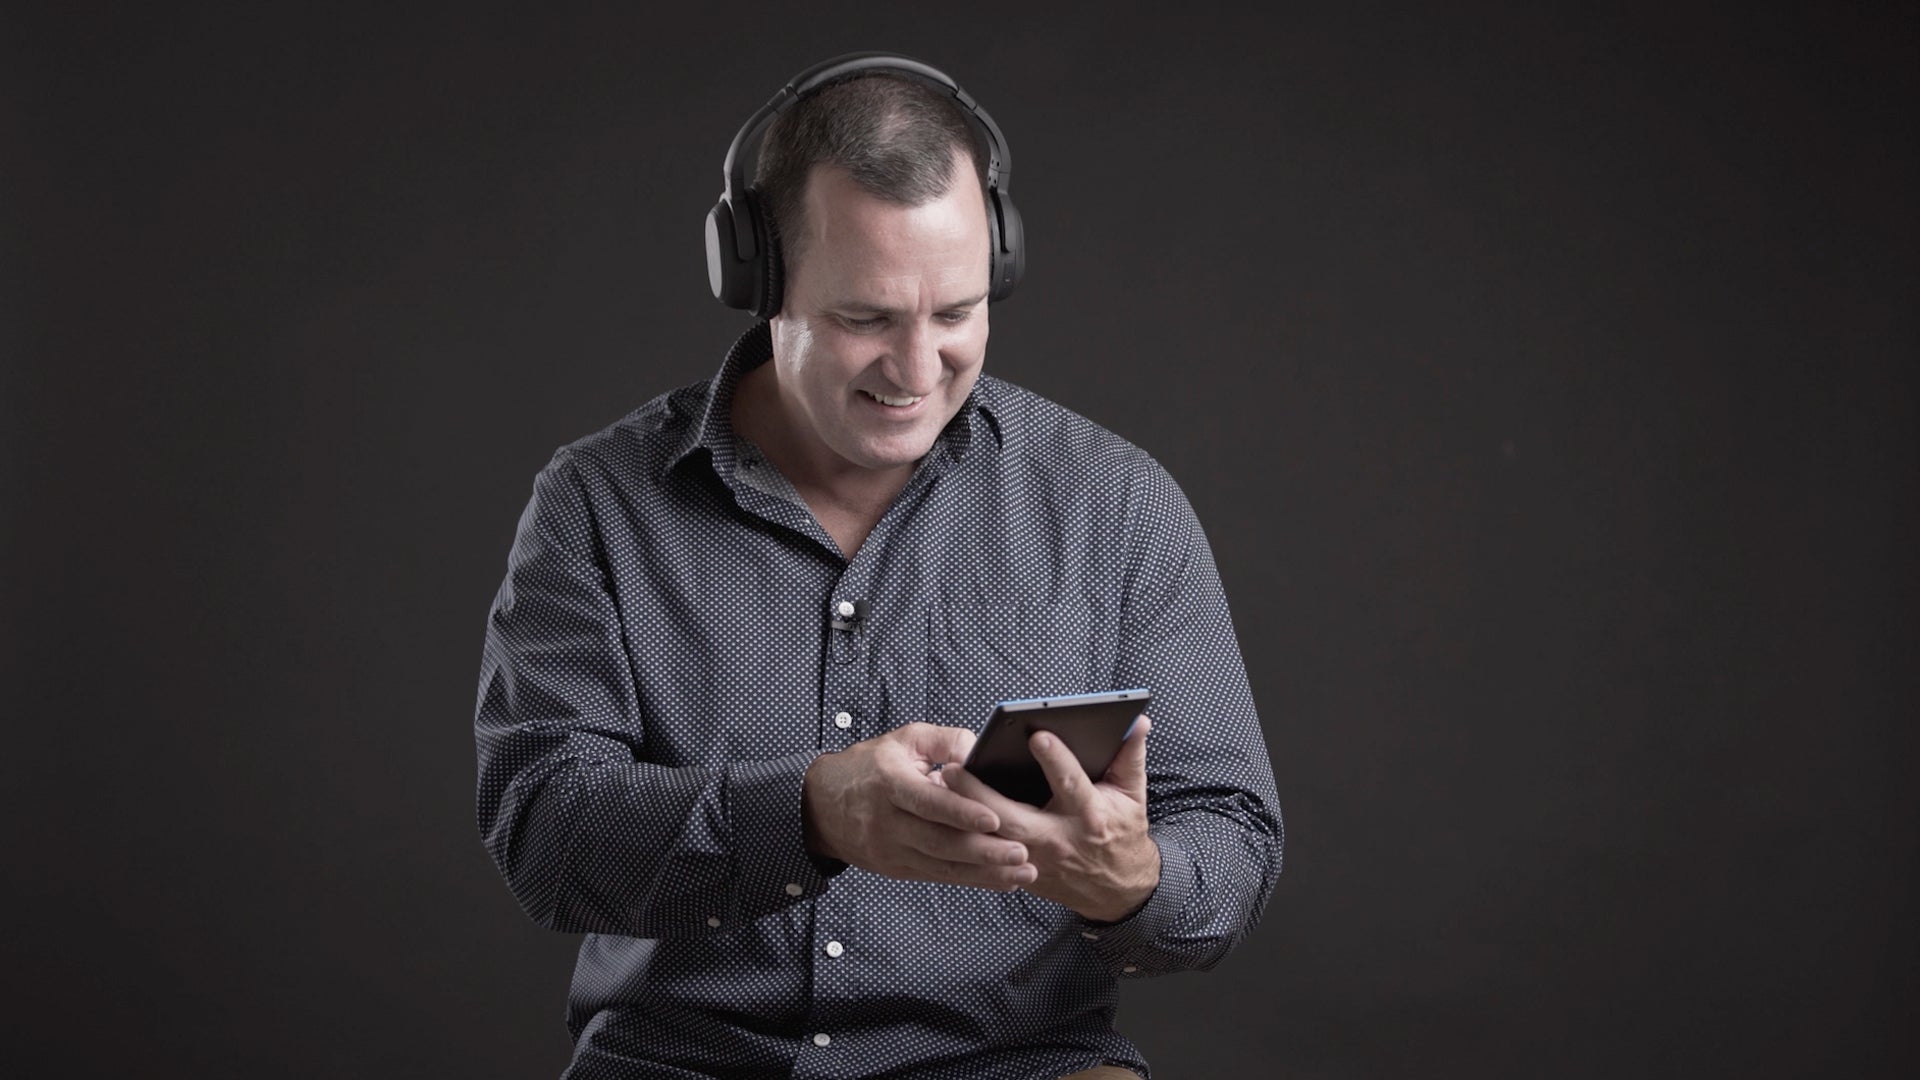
(718, 51), (1013, 223)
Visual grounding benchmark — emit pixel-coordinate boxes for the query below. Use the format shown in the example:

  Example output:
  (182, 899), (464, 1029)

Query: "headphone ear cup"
(988, 188), (1024, 302)
(750, 189), (784, 318)
(706, 198), (755, 311)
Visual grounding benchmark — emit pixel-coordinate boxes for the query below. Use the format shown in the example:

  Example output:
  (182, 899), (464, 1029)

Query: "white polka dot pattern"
(475, 323), (1283, 1079)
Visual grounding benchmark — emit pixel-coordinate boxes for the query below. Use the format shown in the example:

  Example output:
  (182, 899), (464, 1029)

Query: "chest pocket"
(926, 600), (1097, 731)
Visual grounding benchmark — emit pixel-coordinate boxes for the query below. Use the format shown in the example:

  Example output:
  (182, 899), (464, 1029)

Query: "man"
(476, 54), (1282, 1079)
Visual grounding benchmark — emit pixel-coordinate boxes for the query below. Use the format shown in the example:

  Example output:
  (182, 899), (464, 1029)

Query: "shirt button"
(707, 916), (722, 928)
(825, 940), (844, 958)
(834, 711), (853, 729)
(835, 600), (855, 618)
(1080, 930), (1100, 940)
(785, 882), (803, 897)
(1123, 964), (1139, 973)
(813, 1032), (831, 1047)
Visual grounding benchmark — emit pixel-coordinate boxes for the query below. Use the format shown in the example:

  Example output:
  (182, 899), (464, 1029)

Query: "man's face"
(767, 152), (991, 482)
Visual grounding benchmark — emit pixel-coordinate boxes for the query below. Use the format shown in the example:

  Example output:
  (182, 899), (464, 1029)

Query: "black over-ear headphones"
(704, 51), (1024, 318)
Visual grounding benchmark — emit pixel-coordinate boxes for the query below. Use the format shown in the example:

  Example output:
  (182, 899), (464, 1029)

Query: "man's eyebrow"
(832, 292), (989, 315)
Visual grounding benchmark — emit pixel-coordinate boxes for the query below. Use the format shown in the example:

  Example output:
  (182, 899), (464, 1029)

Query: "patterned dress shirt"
(475, 323), (1283, 1079)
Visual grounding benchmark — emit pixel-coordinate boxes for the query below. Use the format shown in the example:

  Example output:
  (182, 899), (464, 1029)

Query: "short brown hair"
(753, 72), (988, 267)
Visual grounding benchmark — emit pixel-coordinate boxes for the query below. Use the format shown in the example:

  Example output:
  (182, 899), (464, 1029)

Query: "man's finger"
(887, 849), (1038, 891)
(941, 765), (1045, 841)
(1028, 729), (1094, 811)
(1101, 713), (1151, 801)
(898, 814), (1029, 867)
(901, 721), (978, 766)
(889, 767), (1000, 832)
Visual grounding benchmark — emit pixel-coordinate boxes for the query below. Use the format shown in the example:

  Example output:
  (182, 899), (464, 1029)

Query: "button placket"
(810, 571), (873, 1057)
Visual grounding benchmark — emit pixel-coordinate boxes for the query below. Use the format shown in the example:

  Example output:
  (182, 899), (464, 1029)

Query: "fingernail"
(1035, 733), (1051, 750)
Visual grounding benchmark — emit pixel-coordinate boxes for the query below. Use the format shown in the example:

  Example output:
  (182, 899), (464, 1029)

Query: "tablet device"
(960, 689), (1152, 806)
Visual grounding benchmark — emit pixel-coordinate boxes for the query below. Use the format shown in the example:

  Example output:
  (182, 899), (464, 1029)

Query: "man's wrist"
(800, 753), (828, 859)
(799, 754), (853, 876)
(1081, 836), (1163, 924)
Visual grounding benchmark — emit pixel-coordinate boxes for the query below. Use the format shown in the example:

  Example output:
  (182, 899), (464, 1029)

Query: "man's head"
(749, 74), (996, 484)
(718, 61), (1021, 490)
(752, 138), (990, 484)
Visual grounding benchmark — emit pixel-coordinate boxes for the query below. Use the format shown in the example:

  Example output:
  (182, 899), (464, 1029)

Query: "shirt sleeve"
(1085, 454), (1285, 976)
(473, 450), (836, 939)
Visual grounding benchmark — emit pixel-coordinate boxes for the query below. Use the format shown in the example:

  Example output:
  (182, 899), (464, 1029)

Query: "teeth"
(864, 390), (922, 407)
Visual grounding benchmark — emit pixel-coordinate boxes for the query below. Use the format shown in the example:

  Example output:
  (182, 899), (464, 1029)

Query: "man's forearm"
(481, 743), (833, 937)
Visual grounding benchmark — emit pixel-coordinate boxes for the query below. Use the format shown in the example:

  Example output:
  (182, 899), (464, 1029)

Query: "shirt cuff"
(1084, 834), (1192, 974)
(728, 750), (842, 922)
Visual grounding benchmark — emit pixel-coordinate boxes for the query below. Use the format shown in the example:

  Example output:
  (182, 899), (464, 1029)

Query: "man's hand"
(803, 722), (1038, 891)
(943, 715), (1160, 923)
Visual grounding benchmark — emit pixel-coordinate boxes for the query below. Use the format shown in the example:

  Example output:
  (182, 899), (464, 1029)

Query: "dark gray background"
(5, 2), (1914, 1077)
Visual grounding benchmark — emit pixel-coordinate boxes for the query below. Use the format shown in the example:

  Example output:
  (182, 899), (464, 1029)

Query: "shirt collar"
(669, 321), (1007, 475)
(668, 320), (773, 475)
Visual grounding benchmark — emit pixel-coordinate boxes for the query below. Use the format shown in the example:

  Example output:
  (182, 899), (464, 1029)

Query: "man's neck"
(730, 363), (917, 554)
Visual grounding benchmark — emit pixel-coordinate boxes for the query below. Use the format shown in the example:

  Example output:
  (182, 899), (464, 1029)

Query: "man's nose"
(882, 322), (942, 394)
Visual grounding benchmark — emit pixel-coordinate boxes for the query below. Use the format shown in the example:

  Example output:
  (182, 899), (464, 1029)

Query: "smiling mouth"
(860, 389), (924, 408)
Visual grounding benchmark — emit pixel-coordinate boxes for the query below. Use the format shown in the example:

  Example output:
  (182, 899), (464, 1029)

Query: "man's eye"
(937, 310), (972, 324)
(842, 316), (885, 331)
